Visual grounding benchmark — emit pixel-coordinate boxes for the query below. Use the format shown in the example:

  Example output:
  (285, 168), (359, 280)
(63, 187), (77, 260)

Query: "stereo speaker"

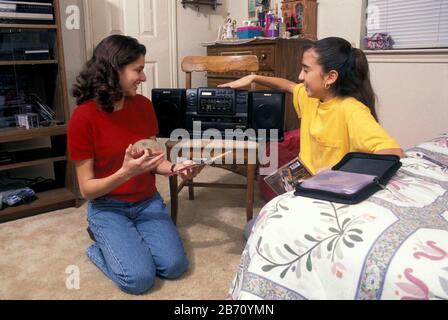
(249, 91), (285, 141)
(151, 89), (186, 138)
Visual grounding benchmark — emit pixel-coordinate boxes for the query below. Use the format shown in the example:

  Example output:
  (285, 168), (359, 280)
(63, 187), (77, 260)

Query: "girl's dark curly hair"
(72, 35), (146, 113)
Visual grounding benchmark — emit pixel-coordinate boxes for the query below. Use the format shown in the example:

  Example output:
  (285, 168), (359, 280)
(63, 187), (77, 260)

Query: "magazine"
(264, 157), (312, 195)
(167, 151), (232, 177)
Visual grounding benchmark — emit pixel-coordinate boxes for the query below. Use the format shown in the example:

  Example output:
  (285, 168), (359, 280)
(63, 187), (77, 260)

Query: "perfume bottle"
(278, 17), (286, 38)
(265, 12), (279, 38)
(266, 17), (279, 38)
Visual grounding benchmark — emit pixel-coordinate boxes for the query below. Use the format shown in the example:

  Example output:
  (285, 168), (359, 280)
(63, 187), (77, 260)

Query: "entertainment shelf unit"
(0, 0), (77, 223)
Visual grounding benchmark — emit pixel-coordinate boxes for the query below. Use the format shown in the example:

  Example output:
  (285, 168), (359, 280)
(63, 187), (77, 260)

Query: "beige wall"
(316, 0), (364, 48)
(59, 0), (87, 111)
(176, 1), (232, 88)
(228, 0), (249, 26)
(368, 53), (448, 149)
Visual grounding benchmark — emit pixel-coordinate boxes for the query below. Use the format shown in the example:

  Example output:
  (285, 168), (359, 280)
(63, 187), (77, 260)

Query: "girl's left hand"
(175, 160), (204, 181)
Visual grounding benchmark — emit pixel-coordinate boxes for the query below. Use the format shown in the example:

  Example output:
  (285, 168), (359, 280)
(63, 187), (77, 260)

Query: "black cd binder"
(294, 152), (402, 204)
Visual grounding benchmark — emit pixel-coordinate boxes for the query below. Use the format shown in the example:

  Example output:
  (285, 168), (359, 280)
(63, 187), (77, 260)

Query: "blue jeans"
(86, 192), (189, 295)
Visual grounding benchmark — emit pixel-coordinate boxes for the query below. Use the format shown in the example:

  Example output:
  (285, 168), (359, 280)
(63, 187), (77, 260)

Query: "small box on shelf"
(15, 113), (39, 129)
(236, 26), (263, 39)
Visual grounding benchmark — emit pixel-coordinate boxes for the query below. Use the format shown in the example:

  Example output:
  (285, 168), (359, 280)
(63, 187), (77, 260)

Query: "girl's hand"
(174, 160), (204, 181)
(130, 147), (145, 159)
(217, 75), (255, 89)
(121, 145), (165, 178)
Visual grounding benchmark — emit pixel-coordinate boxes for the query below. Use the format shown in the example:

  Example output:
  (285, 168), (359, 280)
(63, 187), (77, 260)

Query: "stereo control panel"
(186, 88), (249, 133)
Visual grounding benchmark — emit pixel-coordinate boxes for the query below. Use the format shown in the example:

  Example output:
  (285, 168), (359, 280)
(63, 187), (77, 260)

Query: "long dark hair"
(72, 35), (146, 113)
(306, 37), (377, 120)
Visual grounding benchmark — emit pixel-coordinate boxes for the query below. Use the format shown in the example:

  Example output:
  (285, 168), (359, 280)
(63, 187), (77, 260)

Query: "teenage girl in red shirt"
(68, 35), (201, 295)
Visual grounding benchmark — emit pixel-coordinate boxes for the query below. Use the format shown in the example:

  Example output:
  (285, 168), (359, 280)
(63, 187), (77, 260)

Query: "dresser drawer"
(255, 45), (275, 71)
(207, 45), (276, 72)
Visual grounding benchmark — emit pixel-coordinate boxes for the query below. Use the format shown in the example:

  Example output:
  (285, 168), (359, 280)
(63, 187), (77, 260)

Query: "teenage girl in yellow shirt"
(219, 37), (404, 175)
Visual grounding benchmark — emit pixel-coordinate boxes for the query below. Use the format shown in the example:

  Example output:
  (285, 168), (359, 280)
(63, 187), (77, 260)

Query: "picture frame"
(248, 0), (256, 19)
(256, 0), (270, 9)
(250, 0), (271, 19)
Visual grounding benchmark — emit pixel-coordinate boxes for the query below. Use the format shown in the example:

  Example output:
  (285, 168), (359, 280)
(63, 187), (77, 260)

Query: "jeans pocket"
(87, 201), (101, 221)
(138, 192), (168, 217)
(87, 198), (120, 220)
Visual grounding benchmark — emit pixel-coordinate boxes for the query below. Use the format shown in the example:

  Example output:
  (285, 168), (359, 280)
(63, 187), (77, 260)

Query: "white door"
(83, 0), (178, 97)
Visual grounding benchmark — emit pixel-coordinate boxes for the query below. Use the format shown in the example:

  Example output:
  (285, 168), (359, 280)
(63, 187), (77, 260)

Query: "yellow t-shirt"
(293, 83), (401, 175)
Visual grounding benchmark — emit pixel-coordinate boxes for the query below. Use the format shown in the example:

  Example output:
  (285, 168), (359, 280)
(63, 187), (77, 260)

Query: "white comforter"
(229, 134), (448, 300)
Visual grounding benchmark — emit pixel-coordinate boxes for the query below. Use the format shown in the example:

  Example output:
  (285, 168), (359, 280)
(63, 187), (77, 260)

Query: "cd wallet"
(294, 152), (402, 204)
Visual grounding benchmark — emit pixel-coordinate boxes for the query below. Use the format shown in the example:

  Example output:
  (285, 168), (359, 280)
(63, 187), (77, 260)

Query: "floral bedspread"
(229, 134), (448, 300)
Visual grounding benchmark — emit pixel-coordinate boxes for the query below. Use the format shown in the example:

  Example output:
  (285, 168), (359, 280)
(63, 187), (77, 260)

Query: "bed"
(229, 133), (448, 300)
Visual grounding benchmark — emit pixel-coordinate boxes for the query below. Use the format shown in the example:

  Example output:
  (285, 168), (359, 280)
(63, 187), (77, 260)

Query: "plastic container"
(287, 27), (300, 36)
(236, 26), (263, 39)
(266, 22), (279, 38)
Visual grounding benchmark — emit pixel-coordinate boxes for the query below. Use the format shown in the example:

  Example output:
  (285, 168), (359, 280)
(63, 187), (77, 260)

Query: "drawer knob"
(260, 53), (267, 60)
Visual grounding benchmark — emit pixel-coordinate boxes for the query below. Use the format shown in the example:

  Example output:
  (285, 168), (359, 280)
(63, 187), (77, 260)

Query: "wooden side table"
(165, 139), (258, 224)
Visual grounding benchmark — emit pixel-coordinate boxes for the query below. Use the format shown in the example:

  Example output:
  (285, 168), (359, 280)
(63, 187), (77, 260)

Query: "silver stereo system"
(0, 1), (54, 23)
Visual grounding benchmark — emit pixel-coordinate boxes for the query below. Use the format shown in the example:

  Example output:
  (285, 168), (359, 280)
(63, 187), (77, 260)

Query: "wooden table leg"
(169, 175), (179, 225)
(246, 163), (256, 222)
(188, 179), (195, 200)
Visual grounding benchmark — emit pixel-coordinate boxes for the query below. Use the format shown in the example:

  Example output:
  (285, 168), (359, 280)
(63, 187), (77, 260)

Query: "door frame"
(82, 0), (178, 88)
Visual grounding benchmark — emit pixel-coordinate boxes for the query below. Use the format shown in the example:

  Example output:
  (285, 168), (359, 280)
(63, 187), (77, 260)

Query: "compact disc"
(132, 139), (163, 156)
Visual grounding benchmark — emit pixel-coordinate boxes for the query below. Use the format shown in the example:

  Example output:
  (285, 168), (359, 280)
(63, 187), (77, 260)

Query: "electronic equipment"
(15, 113), (39, 129)
(28, 94), (55, 122)
(151, 87), (285, 141)
(0, 0), (54, 24)
(0, 28), (54, 61)
(185, 87), (249, 136)
(1, 187), (36, 207)
(0, 152), (12, 164)
(151, 88), (186, 138)
(0, 93), (55, 128)
(249, 91), (285, 141)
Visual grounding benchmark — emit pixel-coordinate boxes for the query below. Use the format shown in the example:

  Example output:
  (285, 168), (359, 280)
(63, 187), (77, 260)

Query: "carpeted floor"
(0, 167), (264, 300)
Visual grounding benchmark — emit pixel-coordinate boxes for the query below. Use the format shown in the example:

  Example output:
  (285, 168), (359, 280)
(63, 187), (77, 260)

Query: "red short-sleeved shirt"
(68, 95), (159, 203)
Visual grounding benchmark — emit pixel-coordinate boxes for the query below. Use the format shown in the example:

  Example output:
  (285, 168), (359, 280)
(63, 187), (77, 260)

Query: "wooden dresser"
(206, 38), (312, 131)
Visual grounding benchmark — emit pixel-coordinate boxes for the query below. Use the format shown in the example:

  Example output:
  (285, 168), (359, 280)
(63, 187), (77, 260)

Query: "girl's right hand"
(217, 75), (255, 89)
(121, 145), (165, 178)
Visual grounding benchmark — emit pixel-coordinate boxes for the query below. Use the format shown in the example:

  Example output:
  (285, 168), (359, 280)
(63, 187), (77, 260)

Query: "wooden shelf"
(0, 60), (58, 66)
(0, 188), (77, 223)
(181, 0), (222, 10)
(0, 156), (67, 172)
(0, 1), (79, 224)
(0, 147), (67, 171)
(0, 125), (67, 143)
(0, 24), (57, 29)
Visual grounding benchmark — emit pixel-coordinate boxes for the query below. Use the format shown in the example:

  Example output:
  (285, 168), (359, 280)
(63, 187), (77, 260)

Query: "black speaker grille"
(250, 91), (285, 141)
(253, 103), (282, 129)
(152, 89), (186, 138)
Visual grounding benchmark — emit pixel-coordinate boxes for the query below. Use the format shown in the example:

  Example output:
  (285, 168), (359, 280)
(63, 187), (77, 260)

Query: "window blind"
(367, 0), (448, 49)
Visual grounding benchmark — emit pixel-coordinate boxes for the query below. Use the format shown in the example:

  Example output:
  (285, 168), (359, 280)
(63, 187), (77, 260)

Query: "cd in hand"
(132, 139), (164, 158)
